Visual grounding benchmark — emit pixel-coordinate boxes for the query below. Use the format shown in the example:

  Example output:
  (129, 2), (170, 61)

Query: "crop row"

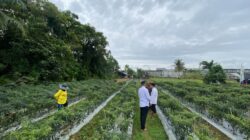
(3, 81), (125, 140)
(0, 79), (122, 131)
(155, 78), (250, 139)
(70, 83), (136, 140)
(158, 89), (228, 140)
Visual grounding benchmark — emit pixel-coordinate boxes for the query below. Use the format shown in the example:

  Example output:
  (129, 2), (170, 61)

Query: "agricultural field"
(153, 78), (250, 139)
(1, 0), (249, 139)
(2, 78), (249, 140)
(70, 81), (168, 140)
(1, 80), (168, 140)
(158, 89), (229, 140)
(0, 79), (123, 138)
(70, 84), (137, 139)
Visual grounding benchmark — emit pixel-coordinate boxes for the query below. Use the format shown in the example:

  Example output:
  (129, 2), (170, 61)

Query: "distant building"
(224, 69), (250, 80)
(224, 69), (250, 73)
(156, 68), (167, 71)
(144, 69), (182, 78)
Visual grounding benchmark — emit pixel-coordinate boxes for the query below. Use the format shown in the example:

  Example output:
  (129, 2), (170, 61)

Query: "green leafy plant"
(154, 78), (250, 138)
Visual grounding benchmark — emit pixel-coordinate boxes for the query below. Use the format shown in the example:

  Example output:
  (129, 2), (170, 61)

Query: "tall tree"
(200, 60), (214, 70)
(124, 65), (135, 78)
(0, 0), (119, 82)
(174, 59), (185, 78)
(124, 64), (129, 73)
(136, 68), (144, 78)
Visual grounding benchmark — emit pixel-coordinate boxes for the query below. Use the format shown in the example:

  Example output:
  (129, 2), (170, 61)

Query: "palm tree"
(124, 64), (129, 73)
(200, 60), (214, 70)
(174, 59), (185, 78)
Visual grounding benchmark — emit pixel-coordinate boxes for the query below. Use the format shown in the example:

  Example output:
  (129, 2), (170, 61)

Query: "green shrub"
(203, 64), (226, 84)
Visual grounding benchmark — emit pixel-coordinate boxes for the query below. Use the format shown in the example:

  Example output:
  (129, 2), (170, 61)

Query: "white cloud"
(49, 0), (250, 69)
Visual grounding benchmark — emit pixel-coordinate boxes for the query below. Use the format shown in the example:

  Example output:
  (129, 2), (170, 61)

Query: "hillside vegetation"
(0, 0), (118, 83)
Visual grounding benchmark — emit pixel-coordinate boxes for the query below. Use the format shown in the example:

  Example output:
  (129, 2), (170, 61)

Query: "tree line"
(175, 59), (226, 84)
(0, 0), (119, 83)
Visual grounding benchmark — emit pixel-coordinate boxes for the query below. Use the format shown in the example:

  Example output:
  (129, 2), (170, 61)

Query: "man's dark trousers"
(140, 106), (149, 129)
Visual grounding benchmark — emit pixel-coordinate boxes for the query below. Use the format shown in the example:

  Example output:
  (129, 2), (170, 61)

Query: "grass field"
(132, 106), (168, 140)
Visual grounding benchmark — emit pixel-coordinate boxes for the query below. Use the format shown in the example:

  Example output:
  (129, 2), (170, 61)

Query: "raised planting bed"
(3, 81), (126, 139)
(0, 79), (122, 134)
(158, 89), (230, 140)
(154, 78), (250, 139)
(70, 83), (136, 140)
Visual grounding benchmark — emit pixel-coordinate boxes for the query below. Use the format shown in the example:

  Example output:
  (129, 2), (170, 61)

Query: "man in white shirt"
(150, 83), (158, 116)
(138, 80), (151, 131)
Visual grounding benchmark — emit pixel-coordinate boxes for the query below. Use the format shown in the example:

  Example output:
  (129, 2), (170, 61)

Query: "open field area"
(0, 80), (122, 128)
(153, 78), (250, 139)
(2, 78), (249, 140)
(0, 79), (122, 138)
(1, 80), (168, 140)
(1, 0), (250, 139)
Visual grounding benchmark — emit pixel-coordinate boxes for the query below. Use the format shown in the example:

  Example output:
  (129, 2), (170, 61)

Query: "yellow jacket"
(54, 89), (67, 104)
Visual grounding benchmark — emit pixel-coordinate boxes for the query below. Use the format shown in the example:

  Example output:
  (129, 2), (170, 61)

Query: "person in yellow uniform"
(54, 84), (68, 110)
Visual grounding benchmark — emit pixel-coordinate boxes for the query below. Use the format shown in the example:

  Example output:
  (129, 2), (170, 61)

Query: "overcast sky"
(50, 0), (250, 70)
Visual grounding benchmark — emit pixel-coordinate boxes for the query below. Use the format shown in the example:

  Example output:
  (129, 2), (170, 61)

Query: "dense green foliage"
(0, 0), (118, 82)
(3, 80), (124, 139)
(158, 91), (198, 139)
(154, 78), (250, 138)
(200, 60), (214, 70)
(71, 83), (136, 140)
(203, 64), (226, 84)
(0, 79), (121, 134)
(158, 89), (229, 140)
(200, 60), (226, 84)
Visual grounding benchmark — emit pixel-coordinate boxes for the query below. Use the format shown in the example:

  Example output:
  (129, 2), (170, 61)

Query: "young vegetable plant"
(3, 81), (123, 139)
(154, 78), (250, 138)
(70, 84), (137, 140)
